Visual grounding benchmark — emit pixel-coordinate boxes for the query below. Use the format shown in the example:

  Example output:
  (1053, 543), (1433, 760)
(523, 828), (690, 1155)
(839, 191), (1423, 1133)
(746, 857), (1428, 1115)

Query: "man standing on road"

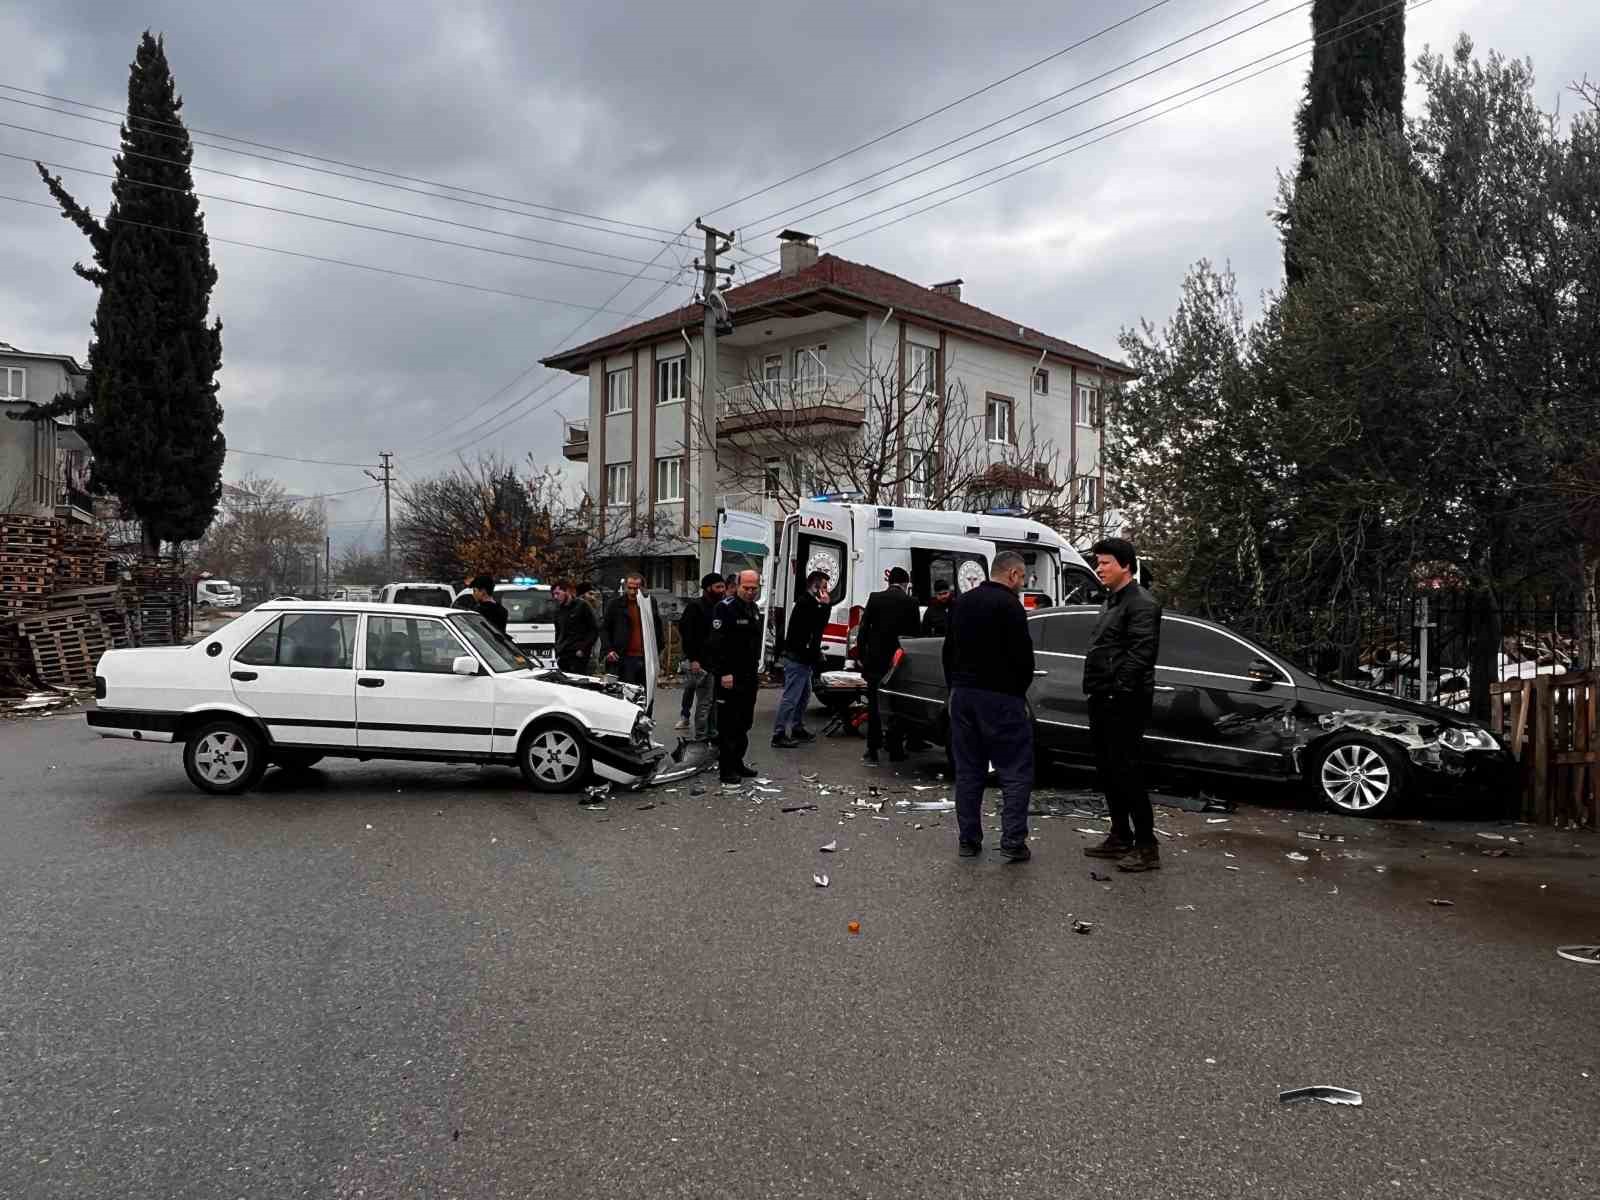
(706, 569), (763, 786)
(552, 581), (598, 674)
(855, 566), (921, 764)
(471, 575), (508, 635)
(772, 570), (830, 748)
(1081, 537), (1162, 873)
(677, 573), (725, 742)
(602, 572), (663, 688)
(943, 552), (1036, 862)
(920, 579), (954, 637)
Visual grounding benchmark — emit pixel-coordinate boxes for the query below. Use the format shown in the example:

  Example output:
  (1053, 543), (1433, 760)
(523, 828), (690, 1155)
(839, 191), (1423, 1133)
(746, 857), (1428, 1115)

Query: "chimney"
(777, 229), (819, 276)
(931, 278), (963, 302)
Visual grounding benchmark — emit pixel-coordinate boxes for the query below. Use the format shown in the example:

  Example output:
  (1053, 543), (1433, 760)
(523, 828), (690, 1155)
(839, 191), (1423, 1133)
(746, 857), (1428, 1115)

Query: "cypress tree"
(26, 31), (224, 557)
(1284, 0), (1408, 279)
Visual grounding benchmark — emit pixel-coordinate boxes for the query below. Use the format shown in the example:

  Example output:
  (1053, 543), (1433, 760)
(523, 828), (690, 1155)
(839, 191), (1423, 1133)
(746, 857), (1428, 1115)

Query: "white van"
(378, 581), (455, 608)
(746, 498), (1098, 670)
(452, 582), (558, 663)
(195, 578), (242, 609)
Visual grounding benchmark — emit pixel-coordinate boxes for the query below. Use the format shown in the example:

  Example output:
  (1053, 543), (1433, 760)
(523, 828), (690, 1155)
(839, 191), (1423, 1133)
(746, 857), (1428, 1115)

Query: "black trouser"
(716, 680), (757, 777)
(557, 651), (588, 674)
(1088, 691), (1154, 846)
(864, 673), (903, 756)
(950, 687), (1033, 849)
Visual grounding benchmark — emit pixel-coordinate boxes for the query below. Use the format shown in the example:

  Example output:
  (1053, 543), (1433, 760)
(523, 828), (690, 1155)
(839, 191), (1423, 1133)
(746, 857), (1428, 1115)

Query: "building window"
(1076, 475), (1100, 513)
(605, 462), (631, 506)
(794, 345), (827, 392)
(763, 456), (782, 498)
(605, 367), (632, 415)
(908, 343), (939, 396)
(763, 354), (783, 385)
(985, 395), (1014, 444)
(656, 355), (686, 406)
(1075, 383), (1101, 428)
(1, 366), (25, 402)
(1033, 368), (1049, 396)
(654, 456), (683, 503)
(647, 560), (674, 591)
(904, 448), (933, 502)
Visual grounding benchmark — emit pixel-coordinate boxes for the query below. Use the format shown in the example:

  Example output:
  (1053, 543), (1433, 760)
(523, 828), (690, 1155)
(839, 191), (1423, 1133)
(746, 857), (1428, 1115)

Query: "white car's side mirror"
(451, 656), (480, 677)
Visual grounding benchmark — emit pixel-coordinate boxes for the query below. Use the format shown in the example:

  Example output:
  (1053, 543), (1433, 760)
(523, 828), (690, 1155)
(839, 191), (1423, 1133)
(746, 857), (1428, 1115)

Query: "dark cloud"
(1, 0), (1589, 546)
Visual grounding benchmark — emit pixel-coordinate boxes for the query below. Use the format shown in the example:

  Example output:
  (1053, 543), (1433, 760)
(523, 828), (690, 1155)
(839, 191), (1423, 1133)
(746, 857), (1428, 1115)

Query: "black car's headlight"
(1438, 726), (1499, 752)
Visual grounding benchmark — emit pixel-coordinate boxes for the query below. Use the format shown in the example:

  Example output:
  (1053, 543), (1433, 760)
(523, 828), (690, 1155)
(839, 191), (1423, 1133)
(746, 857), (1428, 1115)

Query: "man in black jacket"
(1080, 536), (1162, 872)
(920, 579), (953, 637)
(553, 580), (599, 674)
(470, 576), (508, 635)
(677, 573), (725, 742)
(942, 552), (1036, 862)
(706, 569), (763, 785)
(772, 569), (830, 748)
(855, 566), (922, 764)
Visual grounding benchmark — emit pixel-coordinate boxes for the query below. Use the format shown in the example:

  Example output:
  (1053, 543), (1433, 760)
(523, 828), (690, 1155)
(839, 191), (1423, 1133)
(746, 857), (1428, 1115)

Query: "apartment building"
(0, 340), (92, 523)
(542, 233), (1130, 594)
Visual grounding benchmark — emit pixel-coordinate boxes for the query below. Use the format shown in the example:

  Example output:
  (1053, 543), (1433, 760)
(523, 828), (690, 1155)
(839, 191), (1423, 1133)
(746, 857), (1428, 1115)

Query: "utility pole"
(693, 219), (735, 575)
(365, 451), (395, 583)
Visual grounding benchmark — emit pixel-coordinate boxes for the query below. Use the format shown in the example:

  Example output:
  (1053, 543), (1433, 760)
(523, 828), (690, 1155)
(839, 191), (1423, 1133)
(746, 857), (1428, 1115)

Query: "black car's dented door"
(1027, 609), (1098, 766)
(1149, 616), (1298, 776)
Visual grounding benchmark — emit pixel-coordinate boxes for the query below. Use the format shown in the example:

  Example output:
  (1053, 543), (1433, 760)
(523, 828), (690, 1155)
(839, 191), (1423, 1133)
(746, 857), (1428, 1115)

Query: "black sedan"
(877, 605), (1511, 817)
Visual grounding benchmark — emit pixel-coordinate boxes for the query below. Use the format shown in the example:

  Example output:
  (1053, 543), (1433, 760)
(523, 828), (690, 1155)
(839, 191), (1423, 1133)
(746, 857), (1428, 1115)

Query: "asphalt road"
(3, 688), (1598, 1199)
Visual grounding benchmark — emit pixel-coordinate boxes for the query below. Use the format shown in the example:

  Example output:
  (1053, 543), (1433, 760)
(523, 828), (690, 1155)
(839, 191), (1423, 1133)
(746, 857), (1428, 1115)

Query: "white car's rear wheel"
(519, 723), (592, 793)
(183, 720), (267, 795)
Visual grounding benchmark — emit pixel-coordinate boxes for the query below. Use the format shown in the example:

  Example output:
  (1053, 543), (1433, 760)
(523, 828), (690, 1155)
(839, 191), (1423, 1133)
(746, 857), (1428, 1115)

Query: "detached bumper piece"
(586, 732), (666, 786)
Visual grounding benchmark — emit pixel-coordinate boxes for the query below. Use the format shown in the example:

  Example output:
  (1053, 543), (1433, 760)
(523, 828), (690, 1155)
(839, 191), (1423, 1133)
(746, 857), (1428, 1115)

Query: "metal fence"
(1321, 592), (1598, 708)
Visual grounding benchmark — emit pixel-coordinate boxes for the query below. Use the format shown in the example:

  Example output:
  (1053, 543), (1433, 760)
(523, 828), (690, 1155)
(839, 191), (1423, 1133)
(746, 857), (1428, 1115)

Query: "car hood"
(1310, 678), (1484, 729)
(496, 668), (645, 710)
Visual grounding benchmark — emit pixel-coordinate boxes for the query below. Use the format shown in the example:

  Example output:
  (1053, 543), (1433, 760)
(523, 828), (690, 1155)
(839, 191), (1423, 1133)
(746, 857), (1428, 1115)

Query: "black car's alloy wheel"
(1311, 734), (1406, 817)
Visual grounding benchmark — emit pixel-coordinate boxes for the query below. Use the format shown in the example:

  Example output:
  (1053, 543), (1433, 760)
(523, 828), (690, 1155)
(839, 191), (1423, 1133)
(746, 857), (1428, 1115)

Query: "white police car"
(88, 600), (663, 795)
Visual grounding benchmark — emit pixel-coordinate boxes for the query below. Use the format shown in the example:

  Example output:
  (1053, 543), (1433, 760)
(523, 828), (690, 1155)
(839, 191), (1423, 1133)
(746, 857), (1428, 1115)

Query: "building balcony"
(53, 483), (95, 525)
(716, 374), (866, 439)
(562, 418), (589, 461)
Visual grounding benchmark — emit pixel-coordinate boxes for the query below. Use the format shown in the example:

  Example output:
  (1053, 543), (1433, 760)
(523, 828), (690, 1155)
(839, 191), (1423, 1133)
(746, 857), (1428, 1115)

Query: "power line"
(832, 0), (1430, 249)
(703, 0), (1179, 219)
(0, 193), (655, 313)
(0, 117), (690, 259)
(2, 150), (684, 284)
(0, 87), (696, 247)
(226, 448), (374, 468)
(736, 0), (1299, 244)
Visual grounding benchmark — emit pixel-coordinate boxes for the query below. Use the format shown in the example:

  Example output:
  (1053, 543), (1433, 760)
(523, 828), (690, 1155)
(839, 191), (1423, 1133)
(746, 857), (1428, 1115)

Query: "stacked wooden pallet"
(131, 560), (189, 646)
(50, 585), (137, 649)
(54, 524), (111, 590)
(0, 514), (57, 623)
(12, 606), (109, 689)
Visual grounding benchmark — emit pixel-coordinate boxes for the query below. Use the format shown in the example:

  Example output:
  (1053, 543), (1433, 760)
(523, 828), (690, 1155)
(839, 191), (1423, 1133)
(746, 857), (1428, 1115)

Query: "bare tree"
(195, 474), (326, 591)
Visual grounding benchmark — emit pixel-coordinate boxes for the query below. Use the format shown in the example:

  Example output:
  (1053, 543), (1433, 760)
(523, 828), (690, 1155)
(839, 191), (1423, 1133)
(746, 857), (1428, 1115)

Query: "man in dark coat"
(706, 569), (763, 785)
(920, 579), (954, 637)
(602, 572), (663, 687)
(1080, 536), (1163, 872)
(943, 552), (1036, 862)
(854, 566), (922, 764)
(553, 580), (599, 674)
(470, 575), (508, 635)
(772, 569), (830, 748)
(677, 572), (725, 742)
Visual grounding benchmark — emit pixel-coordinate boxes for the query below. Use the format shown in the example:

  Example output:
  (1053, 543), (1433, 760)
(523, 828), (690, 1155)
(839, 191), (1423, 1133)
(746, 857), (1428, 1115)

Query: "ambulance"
(712, 498), (1099, 671)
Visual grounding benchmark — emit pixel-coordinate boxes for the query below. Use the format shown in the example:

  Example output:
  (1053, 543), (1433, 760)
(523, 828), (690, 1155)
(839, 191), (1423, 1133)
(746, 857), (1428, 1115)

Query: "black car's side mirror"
(1248, 658), (1278, 682)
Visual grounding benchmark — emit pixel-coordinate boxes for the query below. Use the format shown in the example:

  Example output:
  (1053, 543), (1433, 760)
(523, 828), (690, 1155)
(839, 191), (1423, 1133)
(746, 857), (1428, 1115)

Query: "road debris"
(635, 802), (656, 811)
(1279, 1086), (1363, 1107)
(1225, 865), (1241, 872)
(1175, 904), (1197, 911)
(1298, 831), (1346, 843)
(911, 799), (955, 812)
(754, 786), (782, 793)
(1286, 852), (1310, 863)
(813, 873), (830, 888)
(1072, 920), (1094, 935)
(800, 772), (820, 783)
(1557, 945), (1600, 965)
(847, 920), (861, 934)
(1089, 871), (1110, 882)
(1476, 832), (1506, 841)
(584, 783), (612, 802)
(1427, 898), (1455, 907)
(1205, 817), (1230, 824)
(781, 803), (817, 813)
(820, 840), (838, 853)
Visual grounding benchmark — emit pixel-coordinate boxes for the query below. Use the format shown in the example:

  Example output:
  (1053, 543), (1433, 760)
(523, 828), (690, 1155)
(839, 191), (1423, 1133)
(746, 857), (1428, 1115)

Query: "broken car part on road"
(1279, 1086), (1364, 1107)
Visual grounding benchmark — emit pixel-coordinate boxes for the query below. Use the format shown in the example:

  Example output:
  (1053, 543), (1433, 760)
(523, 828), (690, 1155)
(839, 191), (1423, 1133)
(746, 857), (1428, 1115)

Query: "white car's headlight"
(631, 713), (653, 748)
(1439, 726), (1499, 752)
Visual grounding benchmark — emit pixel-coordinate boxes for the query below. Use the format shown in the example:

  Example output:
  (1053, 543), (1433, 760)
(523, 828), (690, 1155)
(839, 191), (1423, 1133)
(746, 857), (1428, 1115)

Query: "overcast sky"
(1, 0), (1589, 550)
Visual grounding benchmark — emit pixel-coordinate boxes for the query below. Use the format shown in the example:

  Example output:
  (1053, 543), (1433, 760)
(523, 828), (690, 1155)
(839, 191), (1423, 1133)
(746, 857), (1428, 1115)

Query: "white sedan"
(88, 600), (664, 795)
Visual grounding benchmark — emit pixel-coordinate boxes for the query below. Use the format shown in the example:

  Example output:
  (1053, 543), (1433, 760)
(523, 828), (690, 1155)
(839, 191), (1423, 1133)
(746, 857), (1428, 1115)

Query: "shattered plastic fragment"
(1278, 1086), (1363, 1107)
(1205, 817), (1230, 824)
(584, 783), (612, 802)
(912, 785), (935, 791)
(813, 873), (830, 888)
(1476, 832), (1506, 841)
(1089, 871), (1110, 882)
(1298, 831), (1345, 843)
(847, 920), (860, 934)
(1427, 898), (1454, 907)
(800, 772), (820, 783)
(1072, 920), (1094, 934)
(820, 840), (838, 853)
(1224, 866), (1241, 872)
(1286, 852), (1310, 862)
(1175, 904), (1197, 911)
(755, 778), (773, 785)
(912, 799), (956, 812)
(1556, 945), (1600, 965)
(780, 803), (816, 813)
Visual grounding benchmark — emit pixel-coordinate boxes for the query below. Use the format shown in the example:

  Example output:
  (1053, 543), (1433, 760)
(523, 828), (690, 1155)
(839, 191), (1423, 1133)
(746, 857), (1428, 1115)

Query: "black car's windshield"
(449, 612), (533, 672)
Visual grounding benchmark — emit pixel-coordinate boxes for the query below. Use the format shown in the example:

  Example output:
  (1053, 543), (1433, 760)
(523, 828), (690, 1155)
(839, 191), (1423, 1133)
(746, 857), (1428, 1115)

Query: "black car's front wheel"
(1310, 734), (1408, 817)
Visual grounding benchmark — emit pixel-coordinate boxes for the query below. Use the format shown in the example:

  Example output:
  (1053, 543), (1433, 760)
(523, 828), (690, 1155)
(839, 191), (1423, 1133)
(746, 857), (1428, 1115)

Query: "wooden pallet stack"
(131, 560), (189, 646)
(50, 584), (137, 649)
(54, 523), (111, 590)
(0, 514), (57, 624)
(11, 606), (109, 689)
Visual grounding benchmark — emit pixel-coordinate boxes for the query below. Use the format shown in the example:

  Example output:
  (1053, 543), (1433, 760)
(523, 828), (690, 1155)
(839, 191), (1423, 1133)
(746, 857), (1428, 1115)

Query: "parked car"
(378, 581), (455, 608)
(88, 600), (664, 796)
(879, 605), (1512, 817)
(452, 582), (557, 663)
(195, 578), (243, 609)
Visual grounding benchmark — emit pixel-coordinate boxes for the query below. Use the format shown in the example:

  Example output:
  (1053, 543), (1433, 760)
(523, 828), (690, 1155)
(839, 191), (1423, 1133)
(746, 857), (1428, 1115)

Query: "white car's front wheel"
(518, 723), (592, 793)
(183, 720), (267, 795)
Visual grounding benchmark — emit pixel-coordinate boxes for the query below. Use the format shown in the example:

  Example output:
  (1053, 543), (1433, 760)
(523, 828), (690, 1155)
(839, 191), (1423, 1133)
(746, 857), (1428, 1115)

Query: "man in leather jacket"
(1081, 537), (1163, 872)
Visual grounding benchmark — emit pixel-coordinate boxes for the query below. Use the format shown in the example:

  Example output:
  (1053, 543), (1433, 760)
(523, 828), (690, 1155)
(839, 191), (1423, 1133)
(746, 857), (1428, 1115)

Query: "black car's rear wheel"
(1310, 734), (1407, 818)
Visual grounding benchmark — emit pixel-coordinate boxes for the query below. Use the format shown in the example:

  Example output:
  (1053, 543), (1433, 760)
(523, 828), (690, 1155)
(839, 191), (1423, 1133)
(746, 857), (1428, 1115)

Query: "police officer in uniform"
(706, 568), (763, 785)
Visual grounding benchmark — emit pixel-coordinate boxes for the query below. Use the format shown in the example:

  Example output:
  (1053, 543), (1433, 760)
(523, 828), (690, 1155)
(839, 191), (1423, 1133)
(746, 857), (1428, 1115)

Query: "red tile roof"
(541, 254), (1129, 375)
